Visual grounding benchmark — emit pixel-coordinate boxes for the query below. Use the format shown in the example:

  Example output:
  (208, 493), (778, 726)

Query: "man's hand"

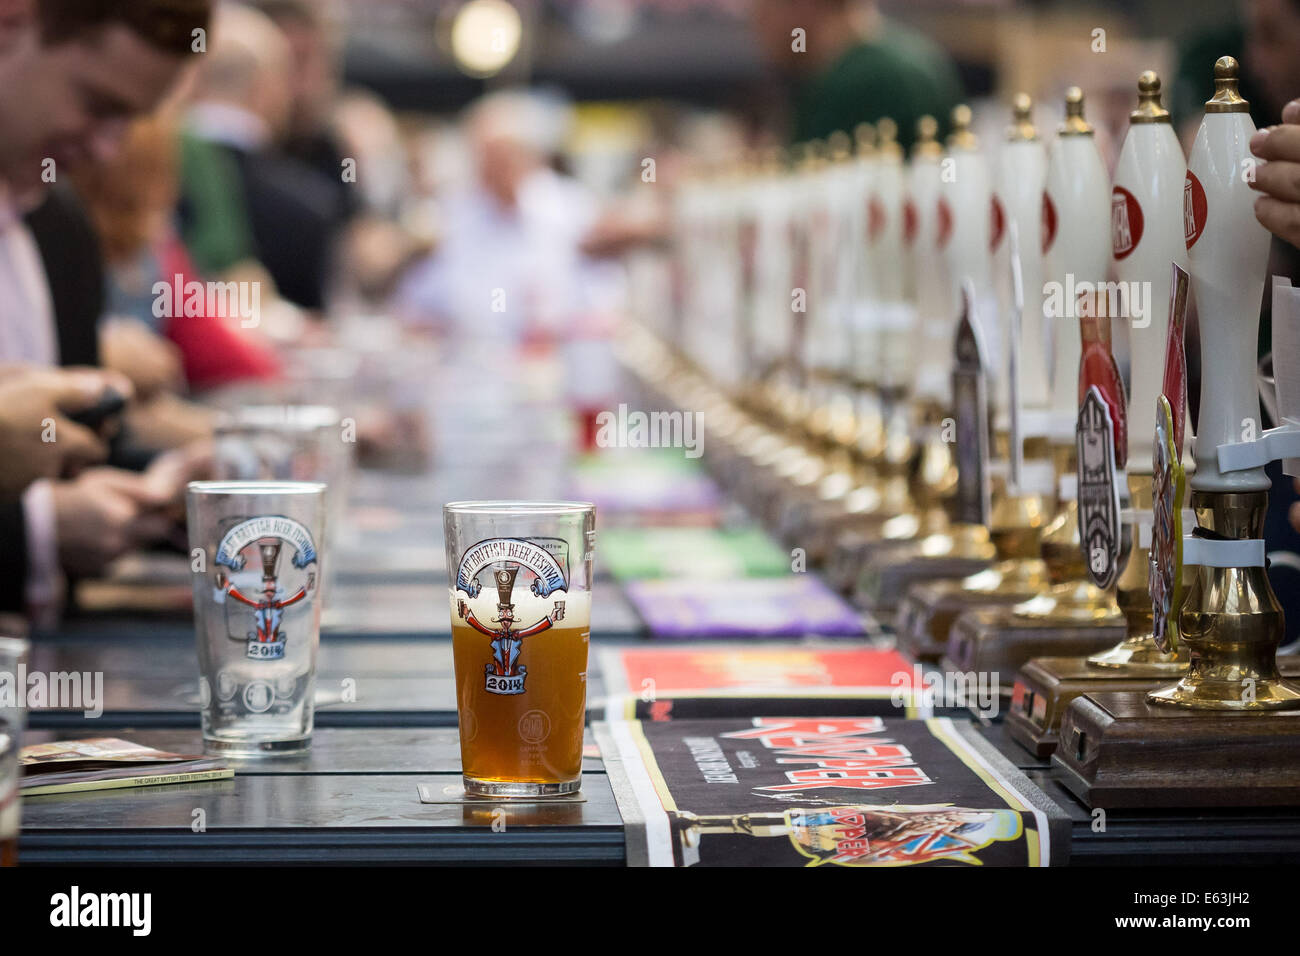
(138, 441), (214, 506)
(98, 317), (183, 399)
(1250, 99), (1300, 248)
(51, 469), (175, 578)
(0, 366), (134, 500)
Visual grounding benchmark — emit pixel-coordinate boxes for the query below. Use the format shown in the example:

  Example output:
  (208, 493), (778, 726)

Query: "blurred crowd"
(1, 0), (1300, 629)
(0, 0), (652, 627)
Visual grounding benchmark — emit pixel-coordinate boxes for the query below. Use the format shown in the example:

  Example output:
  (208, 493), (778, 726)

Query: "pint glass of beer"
(187, 481), (326, 756)
(443, 501), (595, 797)
(0, 630), (28, 867)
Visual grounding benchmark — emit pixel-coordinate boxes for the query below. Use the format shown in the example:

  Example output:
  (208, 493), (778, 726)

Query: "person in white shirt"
(396, 90), (624, 344)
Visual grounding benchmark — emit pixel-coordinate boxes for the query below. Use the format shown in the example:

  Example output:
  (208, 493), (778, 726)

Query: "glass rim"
(444, 500), (594, 517)
(216, 404), (341, 431)
(187, 480), (327, 496)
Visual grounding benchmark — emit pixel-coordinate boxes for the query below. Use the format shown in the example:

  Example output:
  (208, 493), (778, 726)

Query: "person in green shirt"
(751, 0), (964, 152)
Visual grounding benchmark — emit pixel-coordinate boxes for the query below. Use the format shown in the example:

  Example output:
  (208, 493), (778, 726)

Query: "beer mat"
(598, 527), (790, 580)
(593, 645), (955, 720)
(416, 783), (587, 805)
(622, 576), (865, 638)
(593, 716), (1069, 867)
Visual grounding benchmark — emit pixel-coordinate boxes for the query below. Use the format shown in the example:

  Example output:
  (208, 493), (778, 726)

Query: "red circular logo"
(1184, 171), (1208, 250)
(936, 198), (953, 250)
(1111, 185), (1144, 261)
(990, 195), (1005, 252)
(1041, 193), (1057, 255)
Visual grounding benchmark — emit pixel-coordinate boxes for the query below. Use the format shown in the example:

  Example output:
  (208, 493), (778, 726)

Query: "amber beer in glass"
(443, 501), (595, 797)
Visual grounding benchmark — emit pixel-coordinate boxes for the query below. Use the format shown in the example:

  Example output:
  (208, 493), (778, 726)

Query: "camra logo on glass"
(454, 538), (569, 695)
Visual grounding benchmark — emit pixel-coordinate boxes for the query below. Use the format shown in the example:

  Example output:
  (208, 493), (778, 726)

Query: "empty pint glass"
(213, 405), (353, 533)
(0, 631), (27, 867)
(188, 482), (326, 755)
(443, 501), (595, 797)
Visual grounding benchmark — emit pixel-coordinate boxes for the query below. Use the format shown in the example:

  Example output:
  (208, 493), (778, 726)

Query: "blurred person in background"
(395, 90), (623, 344)
(254, 0), (357, 222)
(327, 90), (427, 306)
(1172, 0), (1299, 140)
(72, 113), (282, 442)
(749, 0), (963, 151)
(1250, 98), (1300, 548)
(1243, 0), (1300, 124)
(179, 1), (342, 313)
(0, 0), (213, 620)
(1253, 98), (1300, 250)
(253, 0), (421, 307)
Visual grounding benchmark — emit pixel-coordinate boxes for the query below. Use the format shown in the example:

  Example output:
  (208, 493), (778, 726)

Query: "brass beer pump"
(1054, 60), (1300, 809)
(889, 102), (1057, 658)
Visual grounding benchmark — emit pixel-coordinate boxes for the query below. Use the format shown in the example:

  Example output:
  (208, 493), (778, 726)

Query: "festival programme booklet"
(20, 738), (232, 796)
(594, 715), (1069, 867)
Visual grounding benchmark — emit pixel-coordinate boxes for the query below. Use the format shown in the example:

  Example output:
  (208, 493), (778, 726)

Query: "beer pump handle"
(1007, 222), (1025, 493)
(1186, 57), (1271, 492)
(1216, 276), (1300, 476)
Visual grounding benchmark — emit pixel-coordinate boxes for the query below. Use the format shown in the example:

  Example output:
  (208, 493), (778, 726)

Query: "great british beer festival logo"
(454, 537), (569, 696)
(213, 516), (320, 662)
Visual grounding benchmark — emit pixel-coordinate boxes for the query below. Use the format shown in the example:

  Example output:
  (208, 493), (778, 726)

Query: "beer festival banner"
(595, 716), (1069, 867)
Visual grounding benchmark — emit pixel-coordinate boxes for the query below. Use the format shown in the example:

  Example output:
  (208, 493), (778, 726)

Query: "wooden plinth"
(826, 528), (909, 594)
(941, 607), (1126, 691)
(1010, 655), (1300, 759)
(853, 550), (989, 632)
(1006, 658), (1169, 758)
(1053, 690), (1300, 808)
(894, 579), (1031, 662)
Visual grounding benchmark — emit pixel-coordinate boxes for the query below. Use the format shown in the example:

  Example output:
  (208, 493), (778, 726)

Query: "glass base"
(463, 777), (581, 798)
(204, 735), (311, 757)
